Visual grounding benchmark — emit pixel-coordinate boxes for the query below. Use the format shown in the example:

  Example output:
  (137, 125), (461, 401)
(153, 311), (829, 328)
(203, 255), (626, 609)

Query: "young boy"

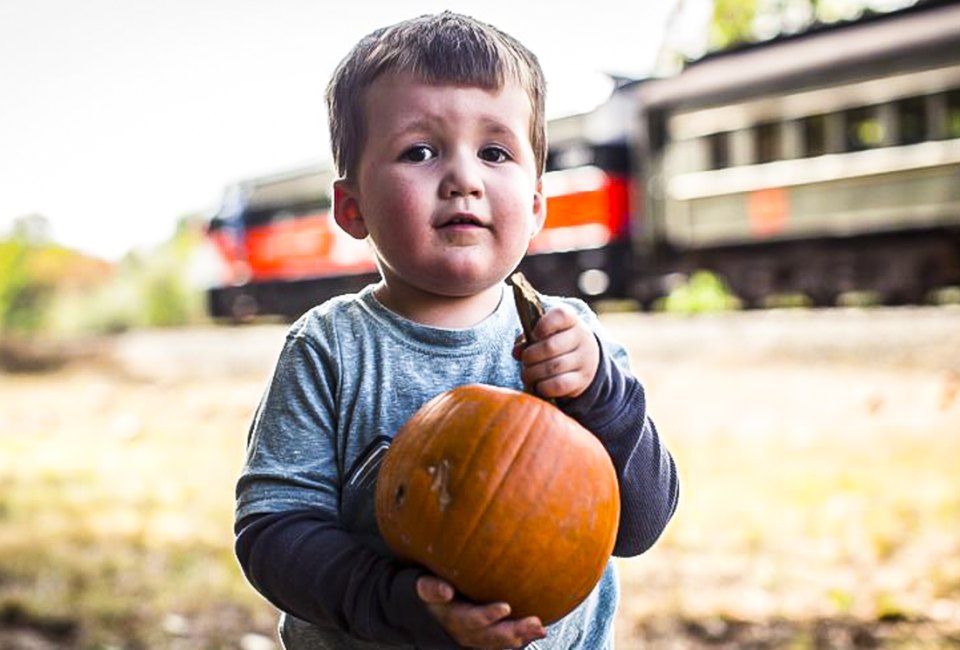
(235, 11), (678, 650)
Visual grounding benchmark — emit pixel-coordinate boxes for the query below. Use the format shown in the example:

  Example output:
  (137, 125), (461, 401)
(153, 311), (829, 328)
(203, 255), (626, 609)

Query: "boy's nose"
(439, 153), (483, 199)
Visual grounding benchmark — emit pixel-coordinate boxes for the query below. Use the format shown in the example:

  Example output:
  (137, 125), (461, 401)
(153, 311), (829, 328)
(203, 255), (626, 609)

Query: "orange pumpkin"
(374, 384), (620, 624)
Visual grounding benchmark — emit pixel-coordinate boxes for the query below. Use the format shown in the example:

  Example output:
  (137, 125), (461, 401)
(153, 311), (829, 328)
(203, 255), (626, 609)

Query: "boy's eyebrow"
(393, 117), (434, 136)
(479, 119), (520, 138)
(385, 114), (527, 147)
(392, 116), (518, 134)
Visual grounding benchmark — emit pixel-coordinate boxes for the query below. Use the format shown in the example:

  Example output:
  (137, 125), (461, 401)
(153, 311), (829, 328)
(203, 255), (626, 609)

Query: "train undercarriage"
(636, 229), (960, 309)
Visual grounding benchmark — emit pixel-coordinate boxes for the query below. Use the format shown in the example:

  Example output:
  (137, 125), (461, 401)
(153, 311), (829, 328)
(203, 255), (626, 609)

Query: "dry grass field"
(1, 307), (959, 649)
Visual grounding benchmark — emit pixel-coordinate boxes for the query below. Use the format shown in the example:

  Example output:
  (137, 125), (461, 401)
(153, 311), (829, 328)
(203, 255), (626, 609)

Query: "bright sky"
(0, 0), (677, 261)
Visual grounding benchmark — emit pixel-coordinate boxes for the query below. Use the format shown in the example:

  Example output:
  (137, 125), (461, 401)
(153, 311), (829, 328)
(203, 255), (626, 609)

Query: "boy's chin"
(394, 266), (515, 299)
(421, 278), (507, 299)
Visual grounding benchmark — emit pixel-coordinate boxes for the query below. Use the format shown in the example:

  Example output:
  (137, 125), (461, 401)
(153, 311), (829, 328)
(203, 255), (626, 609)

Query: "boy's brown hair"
(325, 11), (547, 182)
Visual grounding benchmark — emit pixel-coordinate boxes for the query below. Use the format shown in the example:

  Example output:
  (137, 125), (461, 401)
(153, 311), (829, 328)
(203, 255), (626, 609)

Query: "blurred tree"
(51, 215), (207, 332)
(1, 212), (210, 340)
(1, 215), (117, 338)
(140, 213), (207, 327)
(710, 0), (758, 50)
(0, 215), (56, 335)
(672, 0), (919, 57)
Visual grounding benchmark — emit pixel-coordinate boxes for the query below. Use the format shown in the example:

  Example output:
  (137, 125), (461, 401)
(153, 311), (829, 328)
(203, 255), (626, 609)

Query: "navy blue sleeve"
(559, 339), (679, 556)
(235, 510), (460, 649)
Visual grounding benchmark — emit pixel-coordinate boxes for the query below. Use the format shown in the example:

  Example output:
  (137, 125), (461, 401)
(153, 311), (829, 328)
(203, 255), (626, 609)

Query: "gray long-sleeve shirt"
(235, 282), (678, 649)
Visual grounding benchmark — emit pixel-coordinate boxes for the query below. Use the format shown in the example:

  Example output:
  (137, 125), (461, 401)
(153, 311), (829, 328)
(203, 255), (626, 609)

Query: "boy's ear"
(531, 180), (547, 236)
(333, 180), (368, 240)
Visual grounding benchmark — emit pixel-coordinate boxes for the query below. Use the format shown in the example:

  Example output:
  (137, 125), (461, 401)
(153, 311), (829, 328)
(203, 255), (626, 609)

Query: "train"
(204, 0), (960, 320)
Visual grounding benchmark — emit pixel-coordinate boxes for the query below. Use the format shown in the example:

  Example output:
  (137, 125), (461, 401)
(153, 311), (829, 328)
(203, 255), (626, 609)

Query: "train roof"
(236, 163), (334, 211)
(640, 0), (960, 111)
(548, 79), (653, 150)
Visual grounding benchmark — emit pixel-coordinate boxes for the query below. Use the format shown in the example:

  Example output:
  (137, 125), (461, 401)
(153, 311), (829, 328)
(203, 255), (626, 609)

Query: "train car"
(204, 165), (380, 320)
(633, 0), (960, 307)
(517, 84), (639, 300)
(204, 104), (637, 320)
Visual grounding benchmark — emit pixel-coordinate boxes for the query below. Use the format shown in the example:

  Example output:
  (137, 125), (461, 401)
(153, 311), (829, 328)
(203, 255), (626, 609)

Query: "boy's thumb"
(416, 576), (455, 604)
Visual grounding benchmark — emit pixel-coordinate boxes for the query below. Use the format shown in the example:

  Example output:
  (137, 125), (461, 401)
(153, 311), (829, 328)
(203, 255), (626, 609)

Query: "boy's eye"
(479, 146), (511, 163)
(399, 145), (435, 163)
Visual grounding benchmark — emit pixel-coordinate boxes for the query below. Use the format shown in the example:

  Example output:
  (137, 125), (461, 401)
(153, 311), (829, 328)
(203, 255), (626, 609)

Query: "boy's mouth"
(437, 213), (486, 229)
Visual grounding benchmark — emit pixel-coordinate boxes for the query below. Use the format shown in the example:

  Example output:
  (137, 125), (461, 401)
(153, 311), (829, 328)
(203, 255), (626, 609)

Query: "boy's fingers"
(525, 351), (577, 380)
(521, 328), (571, 365)
(521, 327), (582, 369)
(482, 616), (546, 648)
(510, 615), (546, 638)
(534, 373), (585, 400)
(448, 601), (511, 631)
(426, 598), (545, 649)
(531, 305), (576, 340)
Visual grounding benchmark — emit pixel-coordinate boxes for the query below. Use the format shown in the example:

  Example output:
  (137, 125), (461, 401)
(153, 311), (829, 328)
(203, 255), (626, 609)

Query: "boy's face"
(334, 72), (545, 302)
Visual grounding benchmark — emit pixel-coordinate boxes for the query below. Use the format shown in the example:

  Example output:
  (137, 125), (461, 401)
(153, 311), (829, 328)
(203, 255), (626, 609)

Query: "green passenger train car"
(635, 0), (960, 306)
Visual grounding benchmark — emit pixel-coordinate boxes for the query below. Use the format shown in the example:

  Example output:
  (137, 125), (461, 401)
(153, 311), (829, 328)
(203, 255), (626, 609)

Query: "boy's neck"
(374, 282), (504, 329)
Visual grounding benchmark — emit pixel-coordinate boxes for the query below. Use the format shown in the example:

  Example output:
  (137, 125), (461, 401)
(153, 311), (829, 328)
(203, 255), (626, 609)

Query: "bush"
(0, 234), (55, 336)
(1, 214), (209, 342)
(656, 270), (741, 314)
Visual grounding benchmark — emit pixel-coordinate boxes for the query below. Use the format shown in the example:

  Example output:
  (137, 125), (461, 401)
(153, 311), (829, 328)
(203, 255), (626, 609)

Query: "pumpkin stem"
(510, 272), (544, 344)
(509, 272), (556, 402)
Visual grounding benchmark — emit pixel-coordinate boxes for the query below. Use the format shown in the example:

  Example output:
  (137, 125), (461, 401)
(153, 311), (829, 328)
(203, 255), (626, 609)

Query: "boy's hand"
(416, 576), (546, 649)
(516, 305), (600, 400)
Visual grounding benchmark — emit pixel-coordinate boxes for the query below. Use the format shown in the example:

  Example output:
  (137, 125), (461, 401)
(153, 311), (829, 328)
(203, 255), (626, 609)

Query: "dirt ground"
(599, 307), (960, 648)
(2, 305), (960, 648)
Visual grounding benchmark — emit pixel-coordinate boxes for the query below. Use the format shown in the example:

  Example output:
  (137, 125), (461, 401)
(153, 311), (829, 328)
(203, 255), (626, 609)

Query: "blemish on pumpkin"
(395, 484), (406, 507)
(426, 459), (452, 512)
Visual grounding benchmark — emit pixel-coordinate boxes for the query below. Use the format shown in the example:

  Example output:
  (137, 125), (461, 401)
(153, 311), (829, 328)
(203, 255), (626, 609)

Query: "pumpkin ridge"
(561, 508), (619, 611)
(443, 396), (542, 578)
(484, 411), (601, 620)
(538, 450), (620, 618)
(461, 407), (568, 601)
(498, 407), (619, 622)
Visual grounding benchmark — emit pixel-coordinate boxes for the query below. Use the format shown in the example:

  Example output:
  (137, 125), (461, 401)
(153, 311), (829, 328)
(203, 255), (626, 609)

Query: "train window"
(947, 89), (960, 139)
(801, 114), (828, 157)
(707, 132), (730, 169)
(844, 106), (885, 152)
(754, 122), (781, 164)
(593, 145), (632, 174)
(546, 145), (630, 174)
(896, 96), (927, 145)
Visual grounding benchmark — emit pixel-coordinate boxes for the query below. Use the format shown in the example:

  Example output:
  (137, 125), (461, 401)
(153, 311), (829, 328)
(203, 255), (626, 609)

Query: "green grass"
(616, 427), (960, 647)
(0, 371), (276, 648)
